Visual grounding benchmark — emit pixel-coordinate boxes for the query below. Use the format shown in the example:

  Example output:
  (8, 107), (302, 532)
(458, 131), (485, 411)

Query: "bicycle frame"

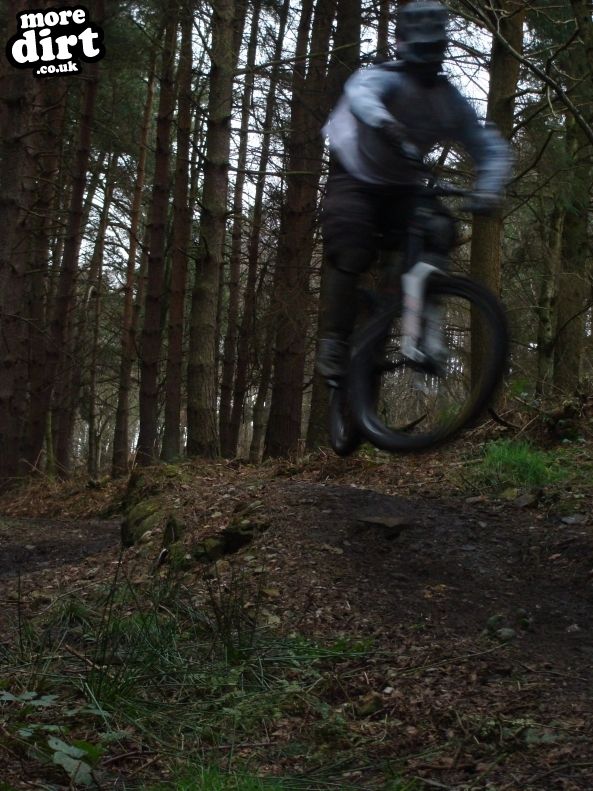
(398, 180), (469, 370)
(346, 179), (470, 370)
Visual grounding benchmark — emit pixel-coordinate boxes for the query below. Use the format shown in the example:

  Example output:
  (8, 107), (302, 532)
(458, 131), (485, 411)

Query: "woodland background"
(1, 0), (592, 487)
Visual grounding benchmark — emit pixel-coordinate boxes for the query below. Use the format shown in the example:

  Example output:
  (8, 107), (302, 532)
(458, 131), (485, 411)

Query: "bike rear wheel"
(350, 274), (509, 452)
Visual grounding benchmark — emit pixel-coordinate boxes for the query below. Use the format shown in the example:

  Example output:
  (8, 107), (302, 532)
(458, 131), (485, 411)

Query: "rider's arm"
(344, 66), (405, 133)
(449, 86), (514, 196)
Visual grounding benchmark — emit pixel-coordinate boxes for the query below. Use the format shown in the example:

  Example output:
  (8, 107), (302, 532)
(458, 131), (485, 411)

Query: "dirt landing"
(1, 475), (592, 788)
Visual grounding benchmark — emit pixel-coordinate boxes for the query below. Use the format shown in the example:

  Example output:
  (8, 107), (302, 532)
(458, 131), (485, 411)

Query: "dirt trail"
(0, 517), (120, 580)
(270, 482), (593, 660)
(1, 477), (592, 787)
(2, 479), (593, 677)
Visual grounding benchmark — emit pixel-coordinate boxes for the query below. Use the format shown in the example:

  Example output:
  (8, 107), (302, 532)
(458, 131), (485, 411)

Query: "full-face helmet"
(397, 1), (449, 65)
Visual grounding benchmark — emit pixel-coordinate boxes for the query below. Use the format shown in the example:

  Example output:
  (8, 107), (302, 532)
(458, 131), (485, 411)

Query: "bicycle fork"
(401, 261), (447, 376)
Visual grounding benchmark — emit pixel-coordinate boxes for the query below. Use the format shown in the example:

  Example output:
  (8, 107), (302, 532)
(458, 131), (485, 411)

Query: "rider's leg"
(316, 248), (375, 379)
(317, 162), (378, 379)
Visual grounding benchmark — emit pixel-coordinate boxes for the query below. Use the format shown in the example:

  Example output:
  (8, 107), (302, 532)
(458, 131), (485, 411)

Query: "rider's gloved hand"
(468, 190), (501, 216)
(378, 120), (423, 167)
(400, 141), (423, 166)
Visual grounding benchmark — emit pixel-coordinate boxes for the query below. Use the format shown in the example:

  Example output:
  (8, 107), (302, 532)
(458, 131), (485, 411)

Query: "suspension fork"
(400, 260), (442, 366)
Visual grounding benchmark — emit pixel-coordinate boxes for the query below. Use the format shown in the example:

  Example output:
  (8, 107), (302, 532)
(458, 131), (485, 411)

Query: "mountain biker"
(316, 0), (513, 380)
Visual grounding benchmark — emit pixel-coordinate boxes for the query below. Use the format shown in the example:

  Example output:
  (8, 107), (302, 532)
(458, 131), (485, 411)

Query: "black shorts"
(321, 161), (415, 265)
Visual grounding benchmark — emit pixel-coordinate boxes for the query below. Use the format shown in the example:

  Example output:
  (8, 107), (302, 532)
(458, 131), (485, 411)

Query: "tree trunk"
(161, 6), (195, 462)
(264, 0), (338, 458)
(112, 51), (157, 476)
(470, 0), (523, 390)
(23, 78), (67, 472)
(376, 0), (390, 60)
(136, 4), (178, 465)
(553, 114), (590, 395)
(535, 205), (563, 397)
(31, 22), (103, 476)
(0, 0), (36, 485)
(228, 0), (290, 456)
(219, 1), (261, 457)
(249, 314), (275, 463)
(570, 0), (593, 84)
(307, 0), (361, 450)
(186, 0), (236, 458)
(88, 170), (116, 478)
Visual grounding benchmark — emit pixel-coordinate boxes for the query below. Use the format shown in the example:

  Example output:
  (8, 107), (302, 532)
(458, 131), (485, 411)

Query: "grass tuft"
(1, 563), (378, 789)
(470, 439), (566, 491)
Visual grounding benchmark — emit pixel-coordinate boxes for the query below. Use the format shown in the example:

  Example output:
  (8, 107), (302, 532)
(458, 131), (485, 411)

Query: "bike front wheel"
(349, 274), (509, 452)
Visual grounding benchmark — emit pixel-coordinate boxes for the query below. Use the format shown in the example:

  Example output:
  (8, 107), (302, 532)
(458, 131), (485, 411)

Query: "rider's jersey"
(323, 60), (513, 192)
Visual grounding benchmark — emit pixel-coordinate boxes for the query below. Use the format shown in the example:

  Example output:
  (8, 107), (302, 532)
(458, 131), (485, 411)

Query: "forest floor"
(1, 434), (593, 790)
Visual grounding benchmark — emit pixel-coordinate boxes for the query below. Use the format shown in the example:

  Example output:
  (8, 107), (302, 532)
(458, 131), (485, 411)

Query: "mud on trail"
(0, 517), (120, 580)
(1, 461), (593, 789)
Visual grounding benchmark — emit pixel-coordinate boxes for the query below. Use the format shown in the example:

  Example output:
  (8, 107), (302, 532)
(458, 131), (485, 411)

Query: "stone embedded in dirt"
(485, 614), (505, 634)
(191, 536), (225, 563)
(232, 499), (264, 515)
(356, 515), (414, 539)
(321, 543), (344, 555)
(566, 624), (581, 633)
(465, 495), (488, 504)
(392, 573), (410, 582)
(353, 691), (384, 718)
(495, 627), (517, 641)
(121, 498), (165, 547)
(513, 492), (538, 508)
(191, 515), (269, 563)
(501, 487), (520, 501)
(560, 514), (588, 525)
(358, 515), (413, 528)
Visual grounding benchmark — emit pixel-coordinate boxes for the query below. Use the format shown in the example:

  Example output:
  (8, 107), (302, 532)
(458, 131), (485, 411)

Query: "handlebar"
(419, 178), (470, 199)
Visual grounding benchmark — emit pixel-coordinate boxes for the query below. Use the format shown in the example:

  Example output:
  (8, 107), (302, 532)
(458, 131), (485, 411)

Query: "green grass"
(145, 765), (338, 790)
(146, 766), (290, 790)
(0, 565), (378, 789)
(470, 439), (566, 491)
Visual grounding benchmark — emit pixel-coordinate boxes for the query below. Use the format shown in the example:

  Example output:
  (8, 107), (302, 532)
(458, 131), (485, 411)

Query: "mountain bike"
(328, 179), (509, 456)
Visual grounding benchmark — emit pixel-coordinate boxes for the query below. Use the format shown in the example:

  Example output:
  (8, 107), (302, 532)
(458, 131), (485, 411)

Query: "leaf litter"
(0, 447), (592, 788)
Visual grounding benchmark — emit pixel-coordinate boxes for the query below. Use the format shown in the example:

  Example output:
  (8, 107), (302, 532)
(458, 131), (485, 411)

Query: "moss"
(121, 498), (164, 547)
(167, 542), (193, 571)
(127, 498), (161, 526)
(123, 468), (162, 510)
(162, 464), (183, 478)
(191, 536), (226, 563)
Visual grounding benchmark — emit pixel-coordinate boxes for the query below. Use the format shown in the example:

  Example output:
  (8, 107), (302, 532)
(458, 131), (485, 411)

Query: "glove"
(378, 120), (423, 167)
(467, 191), (501, 216)
(401, 141), (423, 166)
